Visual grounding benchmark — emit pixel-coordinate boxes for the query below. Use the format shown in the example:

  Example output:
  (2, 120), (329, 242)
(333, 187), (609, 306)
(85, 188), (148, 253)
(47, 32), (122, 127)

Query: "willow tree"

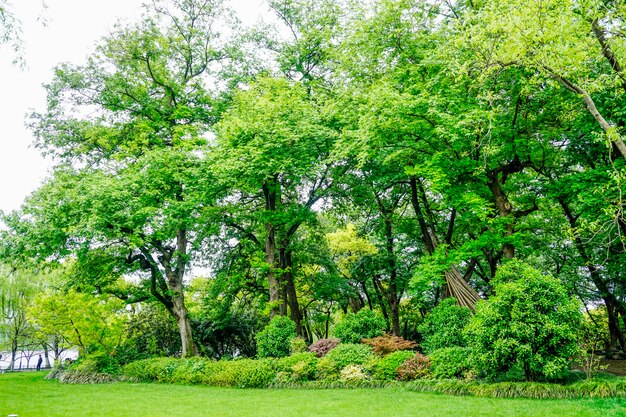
(6, 0), (234, 357)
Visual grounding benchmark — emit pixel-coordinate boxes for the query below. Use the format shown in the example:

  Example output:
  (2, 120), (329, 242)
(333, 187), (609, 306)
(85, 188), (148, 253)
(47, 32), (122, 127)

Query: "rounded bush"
(397, 353), (431, 381)
(430, 347), (473, 379)
(308, 338), (340, 357)
(334, 309), (386, 343)
(255, 316), (297, 358)
(374, 350), (415, 380)
(467, 260), (583, 381)
(276, 352), (318, 381)
(340, 364), (368, 382)
(418, 298), (471, 354)
(317, 343), (375, 380)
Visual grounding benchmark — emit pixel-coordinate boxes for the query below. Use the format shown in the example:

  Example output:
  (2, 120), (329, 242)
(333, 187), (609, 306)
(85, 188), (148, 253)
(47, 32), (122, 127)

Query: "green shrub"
(233, 359), (277, 388)
(467, 260), (583, 382)
(289, 337), (308, 354)
(418, 298), (471, 354)
(334, 310), (386, 343)
(276, 352), (318, 381)
(122, 357), (180, 382)
(317, 343), (375, 380)
(256, 316), (297, 358)
(430, 347), (474, 379)
(55, 370), (123, 384)
(397, 353), (431, 381)
(374, 350), (415, 380)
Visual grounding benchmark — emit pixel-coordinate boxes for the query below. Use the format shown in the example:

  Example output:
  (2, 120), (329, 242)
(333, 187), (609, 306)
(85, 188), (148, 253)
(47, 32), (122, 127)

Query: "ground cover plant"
(2, 372), (626, 417)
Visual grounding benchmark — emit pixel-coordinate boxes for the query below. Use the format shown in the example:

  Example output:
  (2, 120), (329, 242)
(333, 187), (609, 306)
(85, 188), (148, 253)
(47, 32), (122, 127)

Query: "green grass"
(2, 372), (626, 417)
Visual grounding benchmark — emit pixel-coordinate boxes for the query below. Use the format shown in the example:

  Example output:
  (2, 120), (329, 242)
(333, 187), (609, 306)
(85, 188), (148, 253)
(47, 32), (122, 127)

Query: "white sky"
(0, 0), (265, 213)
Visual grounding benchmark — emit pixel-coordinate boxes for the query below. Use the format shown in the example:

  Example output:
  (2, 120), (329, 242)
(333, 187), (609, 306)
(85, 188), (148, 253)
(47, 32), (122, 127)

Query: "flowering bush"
(340, 364), (368, 382)
(308, 338), (340, 358)
(397, 353), (431, 381)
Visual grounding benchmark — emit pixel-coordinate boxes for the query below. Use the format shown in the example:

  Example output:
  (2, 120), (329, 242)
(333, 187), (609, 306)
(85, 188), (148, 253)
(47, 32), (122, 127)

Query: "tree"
(467, 260), (582, 381)
(28, 290), (126, 358)
(4, 0), (236, 357)
(0, 267), (40, 370)
(215, 76), (337, 333)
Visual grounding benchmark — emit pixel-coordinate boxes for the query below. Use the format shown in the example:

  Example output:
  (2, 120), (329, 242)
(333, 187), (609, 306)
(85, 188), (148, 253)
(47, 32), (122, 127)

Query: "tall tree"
(5, 0), (234, 356)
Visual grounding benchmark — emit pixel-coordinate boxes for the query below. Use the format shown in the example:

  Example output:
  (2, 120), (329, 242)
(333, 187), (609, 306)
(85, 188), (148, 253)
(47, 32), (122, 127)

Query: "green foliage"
(374, 350), (415, 381)
(317, 343), (375, 380)
(418, 298), (471, 354)
(430, 347), (474, 379)
(467, 260), (583, 381)
(290, 337), (308, 354)
(255, 316), (297, 358)
(27, 290), (126, 358)
(122, 357), (279, 388)
(334, 309), (386, 343)
(406, 377), (626, 399)
(276, 352), (319, 381)
(117, 304), (181, 364)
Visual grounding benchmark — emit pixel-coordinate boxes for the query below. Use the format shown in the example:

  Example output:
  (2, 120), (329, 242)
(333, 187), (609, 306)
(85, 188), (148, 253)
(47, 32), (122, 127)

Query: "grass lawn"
(2, 372), (626, 417)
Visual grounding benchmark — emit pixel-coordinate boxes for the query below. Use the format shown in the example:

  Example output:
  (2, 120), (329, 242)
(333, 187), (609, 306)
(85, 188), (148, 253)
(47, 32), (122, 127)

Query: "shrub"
(255, 316), (297, 358)
(308, 338), (340, 357)
(340, 364), (368, 382)
(55, 370), (123, 384)
(363, 334), (417, 356)
(276, 352), (318, 381)
(290, 337), (308, 354)
(233, 359), (277, 388)
(317, 343), (375, 380)
(374, 350), (415, 380)
(334, 309), (386, 343)
(467, 260), (583, 381)
(397, 353), (431, 381)
(122, 357), (180, 382)
(418, 297), (471, 354)
(430, 347), (474, 379)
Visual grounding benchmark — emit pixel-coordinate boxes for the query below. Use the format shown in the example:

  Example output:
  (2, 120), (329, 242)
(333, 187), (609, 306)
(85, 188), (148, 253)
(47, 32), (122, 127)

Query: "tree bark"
(263, 179), (281, 317)
(559, 198), (626, 353)
(410, 177), (480, 311)
(281, 248), (303, 336)
(549, 70), (626, 159)
(383, 212), (401, 335)
(486, 173), (515, 259)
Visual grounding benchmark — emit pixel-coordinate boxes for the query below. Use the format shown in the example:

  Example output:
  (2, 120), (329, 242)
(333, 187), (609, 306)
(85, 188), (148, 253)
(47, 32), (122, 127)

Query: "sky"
(0, 0), (264, 214)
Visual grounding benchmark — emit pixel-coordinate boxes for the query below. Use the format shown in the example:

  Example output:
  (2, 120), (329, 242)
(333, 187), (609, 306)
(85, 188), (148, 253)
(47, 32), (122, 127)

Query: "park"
(2, 0), (626, 415)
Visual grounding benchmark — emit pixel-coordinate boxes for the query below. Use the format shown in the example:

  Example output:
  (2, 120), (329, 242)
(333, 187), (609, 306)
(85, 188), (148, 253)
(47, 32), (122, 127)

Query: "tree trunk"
(486, 173), (515, 259)
(173, 293), (197, 357)
(281, 248), (303, 336)
(383, 212), (401, 336)
(372, 274), (391, 328)
(410, 177), (480, 311)
(263, 179), (281, 317)
(43, 344), (51, 368)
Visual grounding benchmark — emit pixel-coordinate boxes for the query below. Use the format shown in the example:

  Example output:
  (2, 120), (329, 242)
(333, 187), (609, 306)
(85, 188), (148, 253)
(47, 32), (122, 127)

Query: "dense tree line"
(1, 0), (626, 361)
